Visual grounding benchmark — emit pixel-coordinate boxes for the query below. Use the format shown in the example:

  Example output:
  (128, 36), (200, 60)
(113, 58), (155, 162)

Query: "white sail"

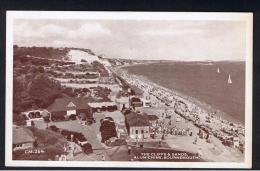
(217, 67), (220, 73)
(228, 74), (232, 84)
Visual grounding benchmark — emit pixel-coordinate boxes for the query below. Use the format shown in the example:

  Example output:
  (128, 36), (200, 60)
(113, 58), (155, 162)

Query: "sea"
(124, 61), (245, 124)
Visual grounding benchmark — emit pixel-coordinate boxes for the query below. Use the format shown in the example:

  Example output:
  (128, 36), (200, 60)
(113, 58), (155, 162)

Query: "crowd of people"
(114, 68), (245, 153)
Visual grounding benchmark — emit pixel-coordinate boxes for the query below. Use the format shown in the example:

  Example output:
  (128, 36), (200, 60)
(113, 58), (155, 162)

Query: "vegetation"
(14, 45), (69, 60)
(100, 119), (117, 143)
(92, 61), (109, 77)
(48, 126), (93, 154)
(13, 127), (67, 160)
(12, 46), (111, 124)
(93, 86), (111, 100)
(13, 71), (63, 125)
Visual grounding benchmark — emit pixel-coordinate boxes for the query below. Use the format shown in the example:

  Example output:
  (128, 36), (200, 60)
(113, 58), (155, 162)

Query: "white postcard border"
(5, 11), (253, 168)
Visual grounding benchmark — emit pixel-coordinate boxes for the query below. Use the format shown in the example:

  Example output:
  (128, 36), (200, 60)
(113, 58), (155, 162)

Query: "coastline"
(117, 63), (244, 125)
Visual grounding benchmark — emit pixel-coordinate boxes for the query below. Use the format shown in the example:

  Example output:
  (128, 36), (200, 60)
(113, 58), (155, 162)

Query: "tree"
(62, 87), (75, 97)
(13, 113), (26, 126)
(38, 66), (45, 73)
(82, 88), (90, 93)
(13, 78), (24, 113)
(29, 66), (38, 73)
(28, 74), (62, 108)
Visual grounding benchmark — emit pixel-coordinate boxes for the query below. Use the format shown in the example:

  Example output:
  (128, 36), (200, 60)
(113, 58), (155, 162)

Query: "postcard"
(5, 11), (252, 168)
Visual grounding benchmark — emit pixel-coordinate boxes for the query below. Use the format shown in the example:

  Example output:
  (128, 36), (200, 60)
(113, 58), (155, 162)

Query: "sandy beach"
(111, 64), (245, 162)
(122, 62), (245, 124)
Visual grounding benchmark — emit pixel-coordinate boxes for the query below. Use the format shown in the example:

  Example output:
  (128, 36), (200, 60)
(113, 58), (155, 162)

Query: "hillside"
(13, 45), (149, 67)
(14, 45), (112, 66)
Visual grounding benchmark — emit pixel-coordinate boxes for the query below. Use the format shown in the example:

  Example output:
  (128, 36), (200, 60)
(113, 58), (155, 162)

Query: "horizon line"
(13, 45), (245, 62)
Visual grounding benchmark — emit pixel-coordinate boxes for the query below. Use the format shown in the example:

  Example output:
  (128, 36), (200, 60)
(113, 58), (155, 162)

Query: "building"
(21, 110), (46, 120)
(130, 97), (143, 109)
(116, 124), (128, 139)
(125, 112), (151, 139)
(21, 110), (44, 126)
(13, 126), (35, 151)
(115, 96), (130, 110)
(145, 114), (159, 127)
(47, 97), (93, 121)
(142, 98), (152, 108)
(21, 109), (50, 127)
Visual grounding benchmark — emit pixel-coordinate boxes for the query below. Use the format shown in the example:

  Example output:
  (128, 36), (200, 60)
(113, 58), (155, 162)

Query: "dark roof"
(129, 85), (144, 95)
(47, 97), (94, 112)
(13, 127), (35, 144)
(125, 112), (150, 127)
(146, 114), (159, 121)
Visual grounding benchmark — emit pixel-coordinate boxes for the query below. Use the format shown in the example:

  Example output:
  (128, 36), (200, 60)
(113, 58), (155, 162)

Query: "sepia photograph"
(5, 11), (252, 168)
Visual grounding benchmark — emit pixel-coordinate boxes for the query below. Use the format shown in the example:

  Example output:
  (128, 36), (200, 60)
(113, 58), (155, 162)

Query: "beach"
(123, 61), (245, 124)
(111, 63), (245, 162)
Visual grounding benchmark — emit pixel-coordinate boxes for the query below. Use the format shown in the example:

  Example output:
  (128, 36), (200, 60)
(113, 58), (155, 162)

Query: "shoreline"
(119, 63), (244, 126)
(111, 63), (245, 162)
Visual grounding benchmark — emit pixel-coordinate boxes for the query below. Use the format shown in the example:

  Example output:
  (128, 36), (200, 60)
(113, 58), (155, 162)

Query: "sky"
(13, 19), (247, 61)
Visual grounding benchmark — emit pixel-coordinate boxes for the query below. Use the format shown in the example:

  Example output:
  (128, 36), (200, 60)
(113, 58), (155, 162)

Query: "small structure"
(115, 96), (130, 110)
(142, 98), (152, 108)
(21, 110), (44, 120)
(130, 97), (143, 108)
(13, 126), (35, 151)
(21, 110), (46, 127)
(47, 97), (93, 121)
(125, 112), (151, 139)
(116, 124), (128, 139)
(145, 114), (159, 127)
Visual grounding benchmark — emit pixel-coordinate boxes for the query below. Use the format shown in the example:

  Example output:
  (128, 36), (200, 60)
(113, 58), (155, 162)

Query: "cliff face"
(13, 46), (115, 67)
(13, 45), (147, 68)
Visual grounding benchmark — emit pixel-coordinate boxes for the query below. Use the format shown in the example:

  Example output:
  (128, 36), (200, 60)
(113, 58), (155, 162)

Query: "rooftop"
(13, 127), (35, 144)
(47, 97), (94, 112)
(125, 111), (151, 127)
(88, 102), (116, 108)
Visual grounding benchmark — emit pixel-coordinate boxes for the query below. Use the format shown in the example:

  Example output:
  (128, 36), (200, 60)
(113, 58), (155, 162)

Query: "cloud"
(79, 23), (111, 35)
(39, 24), (68, 38)
(13, 19), (246, 61)
(142, 28), (205, 36)
(14, 21), (41, 38)
(14, 21), (112, 43)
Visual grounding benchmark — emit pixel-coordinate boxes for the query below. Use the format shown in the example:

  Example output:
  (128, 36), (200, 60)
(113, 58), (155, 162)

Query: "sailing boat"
(217, 67), (220, 73)
(228, 74), (232, 84)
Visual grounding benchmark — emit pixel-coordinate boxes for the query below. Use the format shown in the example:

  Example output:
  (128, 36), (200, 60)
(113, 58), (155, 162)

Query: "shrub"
(49, 125), (59, 132)
(13, 114), (27, 126)
(61, 129), (71, 137)
(38, 66), (45, 73)
(43, 116), (50, 123)
(69, 114), (77, 120)
(82, 143), (93, 154)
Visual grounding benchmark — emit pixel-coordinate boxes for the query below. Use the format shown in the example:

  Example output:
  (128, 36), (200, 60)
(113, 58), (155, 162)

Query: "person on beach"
(189, 129), (193, 136)
(193, 136), (198, 144)
(101, 154), (105, 161)
(182, 128), (186, 136)
(197, 148), (202, 158)
(128, 146), (131, 155)
(206, 132), (209, 140)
